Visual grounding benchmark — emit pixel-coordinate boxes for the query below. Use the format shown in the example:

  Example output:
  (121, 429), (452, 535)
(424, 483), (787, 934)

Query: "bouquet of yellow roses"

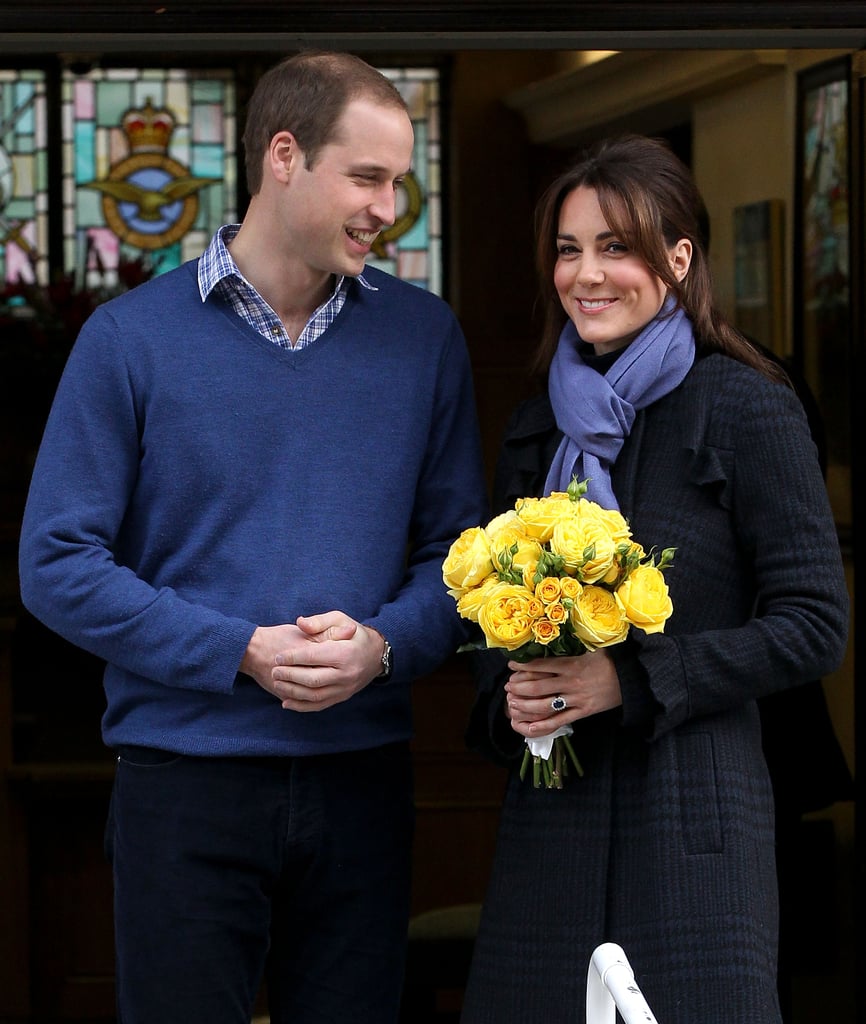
(442, 478), (674, 789)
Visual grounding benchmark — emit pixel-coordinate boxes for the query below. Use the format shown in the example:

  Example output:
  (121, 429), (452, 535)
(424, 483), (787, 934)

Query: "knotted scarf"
(543, 297), (696, 509)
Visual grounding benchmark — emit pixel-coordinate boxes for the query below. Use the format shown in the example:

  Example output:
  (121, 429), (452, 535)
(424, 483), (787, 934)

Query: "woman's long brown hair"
(531, 134), (789, 387)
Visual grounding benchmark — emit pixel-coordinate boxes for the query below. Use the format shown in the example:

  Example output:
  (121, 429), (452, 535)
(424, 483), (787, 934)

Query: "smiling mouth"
(578, 298), (614, 309)
(346, 227), (379, 246)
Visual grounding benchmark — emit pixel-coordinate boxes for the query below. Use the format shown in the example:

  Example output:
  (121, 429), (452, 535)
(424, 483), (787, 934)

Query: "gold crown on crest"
(121, 98), (175, 154)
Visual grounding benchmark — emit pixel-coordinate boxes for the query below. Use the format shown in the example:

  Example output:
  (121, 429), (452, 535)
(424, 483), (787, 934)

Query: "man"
(18, 51), (487, 1024)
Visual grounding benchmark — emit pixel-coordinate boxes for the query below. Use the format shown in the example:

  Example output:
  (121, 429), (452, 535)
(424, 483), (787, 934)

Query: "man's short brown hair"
(242, 50), (408, 195)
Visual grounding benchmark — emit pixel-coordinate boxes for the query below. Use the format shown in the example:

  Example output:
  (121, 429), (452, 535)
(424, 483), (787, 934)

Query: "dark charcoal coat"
(460, 352), (850, 1024)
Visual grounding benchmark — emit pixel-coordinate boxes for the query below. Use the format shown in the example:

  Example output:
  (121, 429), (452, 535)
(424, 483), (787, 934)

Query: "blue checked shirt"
(197, 224), (377, 350)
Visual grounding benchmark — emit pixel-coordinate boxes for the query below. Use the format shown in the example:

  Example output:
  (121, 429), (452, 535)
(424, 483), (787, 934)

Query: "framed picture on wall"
(794, 56), (851, 534)
(733, 198), (785, 357)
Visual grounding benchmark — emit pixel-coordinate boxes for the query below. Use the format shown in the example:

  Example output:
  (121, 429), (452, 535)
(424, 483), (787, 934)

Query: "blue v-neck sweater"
(19, 261), (488, 756)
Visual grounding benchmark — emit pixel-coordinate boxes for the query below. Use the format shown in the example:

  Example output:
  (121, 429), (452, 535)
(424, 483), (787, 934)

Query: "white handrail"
(586, 942), (660, 1024)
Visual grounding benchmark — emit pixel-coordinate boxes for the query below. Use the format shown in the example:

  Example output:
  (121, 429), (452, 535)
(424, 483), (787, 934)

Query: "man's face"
(283, 97), (414, 279)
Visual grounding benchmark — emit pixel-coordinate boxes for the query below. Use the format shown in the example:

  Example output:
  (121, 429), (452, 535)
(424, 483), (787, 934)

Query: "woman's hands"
(504, 649), (622, 739)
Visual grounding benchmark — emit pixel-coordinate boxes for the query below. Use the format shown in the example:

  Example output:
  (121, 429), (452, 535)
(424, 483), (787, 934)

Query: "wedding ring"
(550, 695), (567, 713)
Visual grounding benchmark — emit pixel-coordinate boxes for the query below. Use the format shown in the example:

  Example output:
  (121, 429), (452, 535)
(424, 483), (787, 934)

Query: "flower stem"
(562, 735), (584, 777)
(522, 737), (584, 789)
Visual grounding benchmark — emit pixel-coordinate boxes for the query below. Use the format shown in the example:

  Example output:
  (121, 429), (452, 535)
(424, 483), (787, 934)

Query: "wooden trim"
(505, 49), (789, 145)
(0, 3), (864, 54)
(0, 2), (865, 34)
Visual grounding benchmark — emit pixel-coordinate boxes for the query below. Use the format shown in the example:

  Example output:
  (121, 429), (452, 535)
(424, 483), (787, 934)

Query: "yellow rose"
(478, 582), (537, 651)
(532, 617), (561, 645)
(559, 576), (582, 602)
(485, 511), (543, 579)
(515, 493), (574, 542)
(578, 499), (632, 542)
(602, 562), (621, 586)
(546, 601), (568, 625)
(443, 526), (494, 593)
(615, 564), (673, 634)
(485, 508), (524, 539)
(493, 532), (543, 578)
(455, 574), (500, 622)
(535, 576), (562, 604)
(521, 558), (542, 590)
(550, 516), (617, 583)
(570, 584), (629, 651)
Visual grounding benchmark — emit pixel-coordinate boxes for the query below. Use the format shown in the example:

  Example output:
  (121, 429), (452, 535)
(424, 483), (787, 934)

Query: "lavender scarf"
(543, 298), (696, 509)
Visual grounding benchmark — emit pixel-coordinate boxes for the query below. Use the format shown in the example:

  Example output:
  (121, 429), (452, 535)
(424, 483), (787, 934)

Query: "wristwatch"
(378, 638), (393, 681)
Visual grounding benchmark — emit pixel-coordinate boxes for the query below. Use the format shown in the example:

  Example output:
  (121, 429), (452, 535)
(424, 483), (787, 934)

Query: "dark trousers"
(106, 742), (414, 1024)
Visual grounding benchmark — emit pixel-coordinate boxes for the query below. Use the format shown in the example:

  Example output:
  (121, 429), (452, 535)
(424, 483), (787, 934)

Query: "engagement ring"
(550, 695), (567, 712)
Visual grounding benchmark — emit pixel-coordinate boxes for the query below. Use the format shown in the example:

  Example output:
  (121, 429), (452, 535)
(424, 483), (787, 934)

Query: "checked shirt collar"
(198, 223), (377, 351)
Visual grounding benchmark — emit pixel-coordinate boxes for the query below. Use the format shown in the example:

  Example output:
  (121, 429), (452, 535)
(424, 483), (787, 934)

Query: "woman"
(460, 135), (849, 1024)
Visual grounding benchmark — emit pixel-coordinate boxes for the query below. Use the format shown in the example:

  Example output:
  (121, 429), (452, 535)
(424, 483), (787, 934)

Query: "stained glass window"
(0, 62), (442, 295)
(370, 67), (442, 295)
(61, 67), (237, 289)
(0, 70), (49, 285)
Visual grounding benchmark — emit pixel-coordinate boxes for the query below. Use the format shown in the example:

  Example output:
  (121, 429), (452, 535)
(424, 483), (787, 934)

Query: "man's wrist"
(369, 627), (393, 681)
(239, 626), (263, 678)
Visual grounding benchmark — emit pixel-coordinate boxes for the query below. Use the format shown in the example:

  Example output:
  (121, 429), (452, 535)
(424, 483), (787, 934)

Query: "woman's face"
(553, 185), (691, 355)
